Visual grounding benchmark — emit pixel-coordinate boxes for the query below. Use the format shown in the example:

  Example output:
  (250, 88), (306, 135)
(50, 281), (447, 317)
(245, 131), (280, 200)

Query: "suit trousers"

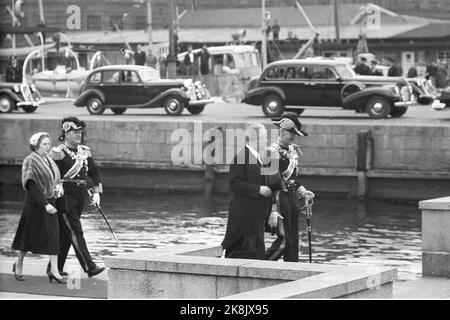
(58, 187), (96, 273)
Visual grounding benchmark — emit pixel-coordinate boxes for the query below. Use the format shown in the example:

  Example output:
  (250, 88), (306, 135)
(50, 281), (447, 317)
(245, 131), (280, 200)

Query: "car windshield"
(137, 67), (160, 81)
(335, 64), (356, 79)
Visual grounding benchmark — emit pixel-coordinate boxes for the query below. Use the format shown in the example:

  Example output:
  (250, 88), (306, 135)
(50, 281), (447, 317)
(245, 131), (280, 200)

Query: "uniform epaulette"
(80, 145), (92, 157)
(291, 143), (303, 156)
(79, 145), (90, 150)
(49, 146), (64, 160)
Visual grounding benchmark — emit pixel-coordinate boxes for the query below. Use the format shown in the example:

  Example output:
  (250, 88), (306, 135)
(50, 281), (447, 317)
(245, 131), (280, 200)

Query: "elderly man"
(263, 112), (315, 262)
(221, 123), (273, 260)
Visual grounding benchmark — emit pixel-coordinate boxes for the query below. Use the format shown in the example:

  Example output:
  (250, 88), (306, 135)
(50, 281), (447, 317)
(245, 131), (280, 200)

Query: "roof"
(392, 22), (450, 38)
(92, 64), (153, 71)
(178, 4), (443, 28)
(267, 58), (347, 67)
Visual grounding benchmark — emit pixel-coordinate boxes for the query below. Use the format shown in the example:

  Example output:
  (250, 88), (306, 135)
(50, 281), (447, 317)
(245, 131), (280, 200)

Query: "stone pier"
(105, 244), (397, 299)
(419, 196), (450, 278)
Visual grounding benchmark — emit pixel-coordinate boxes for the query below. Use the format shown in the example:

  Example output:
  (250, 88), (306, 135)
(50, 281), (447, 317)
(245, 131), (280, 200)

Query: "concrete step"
(393, 277), (450, 299)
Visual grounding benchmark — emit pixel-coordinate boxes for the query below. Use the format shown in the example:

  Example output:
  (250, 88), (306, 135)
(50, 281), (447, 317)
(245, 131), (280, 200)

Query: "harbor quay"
(1, 109), (450, 201)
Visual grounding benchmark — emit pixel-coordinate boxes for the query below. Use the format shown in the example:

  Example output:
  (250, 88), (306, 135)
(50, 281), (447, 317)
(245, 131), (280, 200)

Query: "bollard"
(355, 130), (373, 198)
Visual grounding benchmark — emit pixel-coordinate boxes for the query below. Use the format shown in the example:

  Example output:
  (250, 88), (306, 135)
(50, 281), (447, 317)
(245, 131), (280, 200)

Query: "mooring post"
(356, 130), (373, 198)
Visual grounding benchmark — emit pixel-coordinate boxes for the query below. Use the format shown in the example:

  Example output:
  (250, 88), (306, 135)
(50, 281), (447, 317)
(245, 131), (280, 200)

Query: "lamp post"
(167, 0), (177, 79)
(147, 0), (152, 48)
(261, 0), (267, 68)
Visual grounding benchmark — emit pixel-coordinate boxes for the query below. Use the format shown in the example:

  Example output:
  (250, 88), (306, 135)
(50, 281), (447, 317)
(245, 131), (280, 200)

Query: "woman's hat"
(272, 112), (308, 136)
(29, 132), (49, 146)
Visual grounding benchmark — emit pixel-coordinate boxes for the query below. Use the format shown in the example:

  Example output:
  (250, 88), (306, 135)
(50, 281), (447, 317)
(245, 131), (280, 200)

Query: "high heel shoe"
(47, 271), (67, 284)
(12, 263), (25, 281)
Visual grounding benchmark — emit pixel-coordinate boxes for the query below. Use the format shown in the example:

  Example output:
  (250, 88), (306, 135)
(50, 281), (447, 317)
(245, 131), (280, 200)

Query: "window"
(438, 51), (450, 63)
(110, 15), (123, 30)
(102, 71), (120, 83)
(122, 71), (140, 83)
(307, 66), (336, 79)
(89, 72), (101, 84)
(264, 67), (286, 80)
(87, 15), (101, 30)
(133, 16), (147, 29)
(284, 66), (307, 79)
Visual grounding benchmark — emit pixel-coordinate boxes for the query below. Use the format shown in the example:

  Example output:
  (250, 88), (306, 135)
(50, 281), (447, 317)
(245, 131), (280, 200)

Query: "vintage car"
(74, 65), (214, 115)
(242, 59), (416, 118)
(0, 81), (43, 113)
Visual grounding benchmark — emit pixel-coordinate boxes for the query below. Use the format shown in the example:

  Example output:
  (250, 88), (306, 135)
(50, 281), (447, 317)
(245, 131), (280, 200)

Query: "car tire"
(262, 94), (284, 117)
(22, 105), (38, 113)
(187, 104), (205, 115)
(0, 95), (14, 113)
(111, 107), (127, 115)
(86, 96), (105, 115)
(365, 96), (391, 119)
(341, 83), (364, 99)
(163, 95), (185, 115)
(390, 106), (408, 118)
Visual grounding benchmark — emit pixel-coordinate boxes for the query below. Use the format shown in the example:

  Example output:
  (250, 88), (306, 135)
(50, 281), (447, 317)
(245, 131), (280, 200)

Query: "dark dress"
(12, 180), (60, 255)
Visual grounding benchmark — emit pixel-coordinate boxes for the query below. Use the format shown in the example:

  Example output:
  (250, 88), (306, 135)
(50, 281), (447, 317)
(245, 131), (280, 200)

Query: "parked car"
(0, 81), (43, 113)
(242, 58), (416, 118)
(74, 65), (214, 115)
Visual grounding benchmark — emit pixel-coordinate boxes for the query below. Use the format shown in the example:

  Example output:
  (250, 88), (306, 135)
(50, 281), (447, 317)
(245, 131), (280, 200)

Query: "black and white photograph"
(0, 0), (450, 306)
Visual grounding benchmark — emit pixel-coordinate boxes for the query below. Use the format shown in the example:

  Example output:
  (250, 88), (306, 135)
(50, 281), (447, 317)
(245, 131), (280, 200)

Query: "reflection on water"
(0, 190), (421, 281)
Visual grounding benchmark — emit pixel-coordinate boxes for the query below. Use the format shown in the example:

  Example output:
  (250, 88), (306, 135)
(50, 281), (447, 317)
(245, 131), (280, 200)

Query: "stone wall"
(1, 118), (450, 199)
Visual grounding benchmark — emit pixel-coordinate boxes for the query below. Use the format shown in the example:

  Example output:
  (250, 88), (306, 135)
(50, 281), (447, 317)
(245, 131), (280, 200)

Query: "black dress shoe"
(47, 262), (68, 277)
(87, 266), (105, 278)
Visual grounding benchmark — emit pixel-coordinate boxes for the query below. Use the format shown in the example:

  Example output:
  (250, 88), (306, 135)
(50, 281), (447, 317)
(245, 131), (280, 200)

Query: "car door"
(100, 70), (122, 105)
(283, 65), (315, 106)
(306, 65), (342, 106)
(119, 70), (146, 105)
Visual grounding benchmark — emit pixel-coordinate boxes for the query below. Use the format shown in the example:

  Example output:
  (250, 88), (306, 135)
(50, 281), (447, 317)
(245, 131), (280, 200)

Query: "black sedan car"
(0, 81), (42, 113)
(74, 65), (214, 115)
(242, 59), (416, 118)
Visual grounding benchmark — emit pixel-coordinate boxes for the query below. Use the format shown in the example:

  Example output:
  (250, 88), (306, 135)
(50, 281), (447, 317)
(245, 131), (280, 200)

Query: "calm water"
(0, 190), (422, 281)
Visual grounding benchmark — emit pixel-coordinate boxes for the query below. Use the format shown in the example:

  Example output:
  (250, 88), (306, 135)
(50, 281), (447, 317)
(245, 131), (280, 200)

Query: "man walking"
(221, 123), (273, 259)
(263, 113), (315, 262)
(49, 117), (105, 278)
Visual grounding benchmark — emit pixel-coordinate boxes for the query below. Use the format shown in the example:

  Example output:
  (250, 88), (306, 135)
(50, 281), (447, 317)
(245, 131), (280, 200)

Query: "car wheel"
(187, 104), (205, 115)
(86, 96), (105, 115)
(262, 94), (284, 117)
(365, 96), (391, 119)
(22, 105), (38, 113)
(0, 95), (14, 113)
(111, 107), (127, 115)
(341, 83), (364, 99)
(163, 95), (185, 115)
(390, 106), (408, 118)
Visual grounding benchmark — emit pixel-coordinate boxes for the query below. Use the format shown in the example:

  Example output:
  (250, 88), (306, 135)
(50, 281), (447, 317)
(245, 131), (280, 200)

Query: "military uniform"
(50, 143), (102, 274)
(264, 140), (306, 262)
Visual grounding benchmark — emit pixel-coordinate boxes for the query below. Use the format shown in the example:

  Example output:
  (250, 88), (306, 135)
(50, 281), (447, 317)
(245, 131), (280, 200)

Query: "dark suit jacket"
(221, 146), (271, 250)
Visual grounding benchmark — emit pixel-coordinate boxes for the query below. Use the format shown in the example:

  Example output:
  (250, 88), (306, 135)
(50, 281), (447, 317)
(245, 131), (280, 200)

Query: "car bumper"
(189, 99), (215, 106)
(17, 99), (43, 107)
(394, 101), (414, 107)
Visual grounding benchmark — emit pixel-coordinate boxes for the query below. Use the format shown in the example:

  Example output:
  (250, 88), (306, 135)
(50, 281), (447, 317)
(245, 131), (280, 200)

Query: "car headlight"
(394, 86), (400, 95)
(400, 85), (411, 101)
(30, 84), (37, 92)
(14, 84), (20, 93)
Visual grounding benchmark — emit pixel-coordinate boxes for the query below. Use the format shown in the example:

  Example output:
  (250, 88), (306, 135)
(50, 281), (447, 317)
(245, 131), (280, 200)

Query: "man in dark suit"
(221, 123), (273, 259)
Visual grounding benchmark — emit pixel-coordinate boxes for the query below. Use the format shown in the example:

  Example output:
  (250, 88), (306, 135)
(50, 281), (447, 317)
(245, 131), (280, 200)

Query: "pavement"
(0, 256), (107, 300)
(5, 97), (450, 127)
(1, 255), (449, 299)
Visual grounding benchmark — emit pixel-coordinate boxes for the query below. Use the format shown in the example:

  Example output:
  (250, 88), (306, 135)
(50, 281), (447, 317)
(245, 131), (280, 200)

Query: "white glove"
(268, 211), (284, 228)
(297, 186), (315, 200)
(92, 192), (101, 206)
(54, 183), (64, 198)
(259, 186), (272, 198)
(45, 204), (57, 214)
